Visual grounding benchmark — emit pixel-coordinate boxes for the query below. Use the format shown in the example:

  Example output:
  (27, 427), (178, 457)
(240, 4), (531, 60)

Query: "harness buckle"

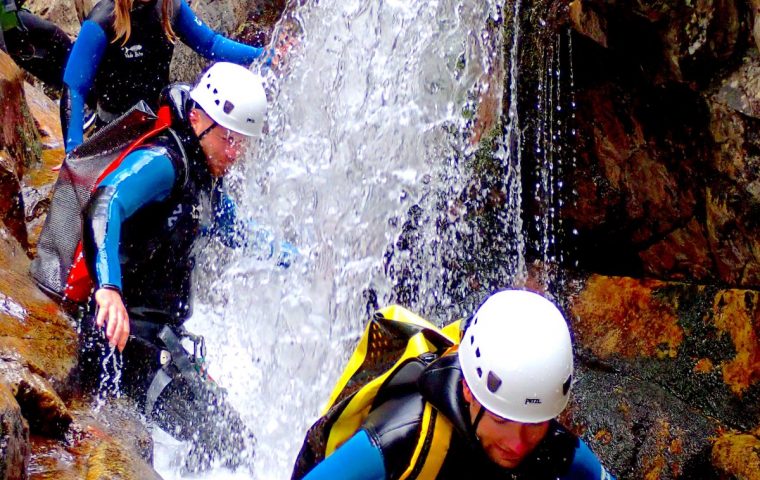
(174, 326), (207, 365)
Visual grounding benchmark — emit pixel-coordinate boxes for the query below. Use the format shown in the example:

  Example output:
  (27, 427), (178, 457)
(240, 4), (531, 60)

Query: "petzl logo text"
(525, 398), (542, 405)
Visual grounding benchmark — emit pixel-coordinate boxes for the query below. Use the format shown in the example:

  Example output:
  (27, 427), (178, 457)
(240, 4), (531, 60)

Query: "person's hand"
(94, 288), (130, 352)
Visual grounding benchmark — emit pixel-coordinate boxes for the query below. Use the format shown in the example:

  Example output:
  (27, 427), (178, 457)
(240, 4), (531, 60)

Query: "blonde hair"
(113, 0), (177, 46)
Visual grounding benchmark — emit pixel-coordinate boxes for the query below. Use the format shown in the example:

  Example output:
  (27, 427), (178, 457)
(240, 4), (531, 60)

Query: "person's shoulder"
(86, 0), (116, 29)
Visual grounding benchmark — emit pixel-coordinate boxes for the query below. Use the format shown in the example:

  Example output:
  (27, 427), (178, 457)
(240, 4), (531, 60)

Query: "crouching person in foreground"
(293, 290), (616, 479)
(32, 62), (267, 472)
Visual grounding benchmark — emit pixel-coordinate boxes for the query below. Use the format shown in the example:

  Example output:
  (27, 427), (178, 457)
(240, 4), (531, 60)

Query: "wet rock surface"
(0, 51), (41, 252)
(563, 0), (760, 288)
(0, 382), (30, 480)
(28, 400), (161, 480)
(563, 273), (760, 478)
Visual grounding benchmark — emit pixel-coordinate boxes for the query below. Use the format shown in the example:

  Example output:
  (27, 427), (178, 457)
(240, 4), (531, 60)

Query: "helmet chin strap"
(472, 404), (486, 435)
(198, 121), (218, 141)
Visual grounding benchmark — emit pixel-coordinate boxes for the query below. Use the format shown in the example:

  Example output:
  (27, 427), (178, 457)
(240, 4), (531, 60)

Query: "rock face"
(0, 51), (41, 253)
(562, 273), (760, 479)
(29, 401), (162, 480)
(0, 382), (29, 480)
(23, 0), (91, 38)
(169, 0), (286, 83)
(553, 10), (760, 474)
(563, 0), (760, 289)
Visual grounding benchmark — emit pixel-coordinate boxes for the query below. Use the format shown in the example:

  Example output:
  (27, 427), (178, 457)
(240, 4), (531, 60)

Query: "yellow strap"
(399, 403), (453, 480)
(323, 307), (461, 456)
(323, 319), (372, 414)
(325, 331), (437, 455)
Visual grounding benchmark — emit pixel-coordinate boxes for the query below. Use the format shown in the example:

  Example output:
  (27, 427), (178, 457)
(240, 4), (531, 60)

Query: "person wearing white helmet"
(65, 61), (267, 471)
(294, 290), (616, 479)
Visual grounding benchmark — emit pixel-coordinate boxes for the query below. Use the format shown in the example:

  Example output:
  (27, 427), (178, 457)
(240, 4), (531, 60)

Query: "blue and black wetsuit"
(62, 0), (265, 152)
(294, 355), (616, 480)
(77, 84), (251, 470)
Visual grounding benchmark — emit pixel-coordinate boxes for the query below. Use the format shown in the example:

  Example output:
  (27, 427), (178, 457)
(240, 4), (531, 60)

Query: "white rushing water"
(155, 0), (504, 477)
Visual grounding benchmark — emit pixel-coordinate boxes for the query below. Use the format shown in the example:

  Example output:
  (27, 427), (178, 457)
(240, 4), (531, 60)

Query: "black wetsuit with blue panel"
(78, 83), (251, 470)
(62, 0), (265, 152)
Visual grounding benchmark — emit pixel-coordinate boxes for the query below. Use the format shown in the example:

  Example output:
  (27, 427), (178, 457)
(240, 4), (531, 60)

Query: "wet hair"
(113, 0), (177, 46)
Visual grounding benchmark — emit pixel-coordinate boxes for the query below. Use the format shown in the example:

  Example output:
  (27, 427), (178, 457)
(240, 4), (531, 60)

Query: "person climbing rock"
(33, 62), (269, 472)
(0, 0), (73, 90)
(61, 0), (269, 153)
(293, 290), (617, 479)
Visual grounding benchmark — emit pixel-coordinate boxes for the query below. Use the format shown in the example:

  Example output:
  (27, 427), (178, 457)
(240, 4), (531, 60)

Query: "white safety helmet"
(459, 290), (574, 423)
(190, 62), (267, 138)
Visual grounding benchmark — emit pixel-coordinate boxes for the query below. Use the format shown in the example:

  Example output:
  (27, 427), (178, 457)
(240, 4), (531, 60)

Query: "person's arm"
(303, 430), (386, 480)
(61, 20), (107, 151)
(83, 150), (177, 350)
(173, 0), (264, 65)
(207, 191), (298, 266)
(560, 438), (617, 480)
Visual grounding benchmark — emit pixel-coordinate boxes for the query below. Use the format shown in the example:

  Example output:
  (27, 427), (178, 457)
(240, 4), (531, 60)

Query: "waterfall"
(154, 0), (507, 477)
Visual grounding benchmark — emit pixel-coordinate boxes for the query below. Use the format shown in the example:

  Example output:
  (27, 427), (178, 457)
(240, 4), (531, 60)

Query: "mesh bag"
(31, 101), (162, 304)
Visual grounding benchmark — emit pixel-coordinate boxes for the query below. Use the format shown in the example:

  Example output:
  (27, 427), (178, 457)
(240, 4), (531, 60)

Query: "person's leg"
(4, 10), (72, 89)
(78, 311), (158, 400)
(152, 370), (254, 471)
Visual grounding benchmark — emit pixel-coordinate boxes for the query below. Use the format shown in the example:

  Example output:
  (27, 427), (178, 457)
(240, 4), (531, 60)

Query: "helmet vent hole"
(223, 100), (235, 114)
(469, 335), (474, 345)
(215, 99), (220, 106)
(206, 83), (211, 89)
(476, 367), (483, 378)
(213, 88), (219, 95)
(563, 375), (572, 395)
(486, 371), (502, 393)
(475, 348), (480, 358)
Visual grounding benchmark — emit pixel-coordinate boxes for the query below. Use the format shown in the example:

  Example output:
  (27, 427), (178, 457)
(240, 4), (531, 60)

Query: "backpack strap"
(399, 402), (453, 480)
(62, 107), (173, 303)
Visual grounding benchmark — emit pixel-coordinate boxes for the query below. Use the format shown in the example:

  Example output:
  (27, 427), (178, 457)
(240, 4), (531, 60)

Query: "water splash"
(156, 0), (504, 478)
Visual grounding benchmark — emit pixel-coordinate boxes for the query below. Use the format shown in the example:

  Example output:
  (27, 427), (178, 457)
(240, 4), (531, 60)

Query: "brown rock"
(570, 274), (683, 359)
(23, 83), (63, 151)
(639, 218), (714, 282)
(705, 184), (760, 286)
(566, 82), (702, 264)
(0, 51), (42, 251)
(711, 430), (760, 479)
(29, 400), (161, 480)
(84, 440), (162, 480)
(0, 359), (71, 437)
(22, 0), (83, 39)
(170, 0), (256, 83)
(575, 0), (743, 84)
(0, 381), (30, 480)
(565, 273), (760, 431)
(21, 80), (65, 256)
(709, 290), (760, 396)
(568, 0), (607, 48)
(562, 366), (721, 480)
(0, 233), (77, 394)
